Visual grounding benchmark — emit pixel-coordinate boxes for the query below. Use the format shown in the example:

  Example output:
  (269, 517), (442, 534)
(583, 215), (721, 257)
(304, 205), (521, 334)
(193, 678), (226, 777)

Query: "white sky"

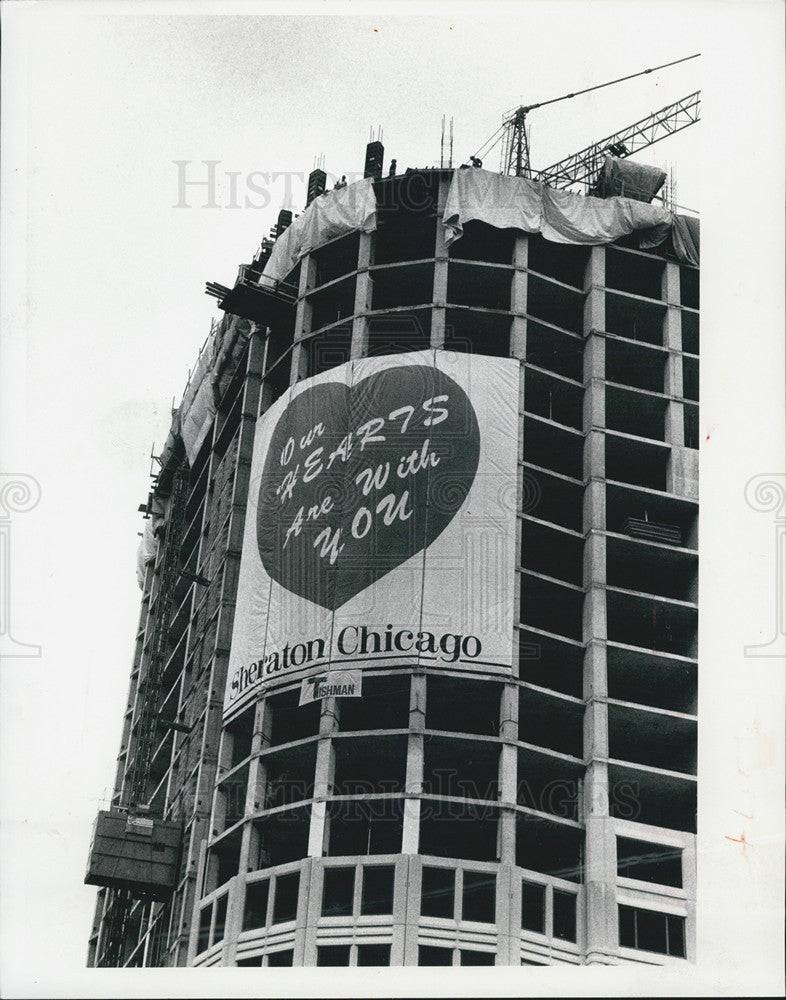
(0, 1), (783, 997)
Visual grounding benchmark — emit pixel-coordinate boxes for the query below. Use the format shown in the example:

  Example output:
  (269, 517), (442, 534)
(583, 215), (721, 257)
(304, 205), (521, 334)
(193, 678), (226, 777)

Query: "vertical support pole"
(402, 674), (425, 854)
(497, 682), (518, 964)
(307, 697), (338, 857)
(351, 231), (374, 359)
(582, 246), (616, 964)
(431, 177), (450, 349)
(510, 235), (528, 359)
(290, 254), (317, 384)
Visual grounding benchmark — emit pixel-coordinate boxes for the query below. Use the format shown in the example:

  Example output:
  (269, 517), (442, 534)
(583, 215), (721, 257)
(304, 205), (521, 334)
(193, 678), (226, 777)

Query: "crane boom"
(535, 91), (700, 191)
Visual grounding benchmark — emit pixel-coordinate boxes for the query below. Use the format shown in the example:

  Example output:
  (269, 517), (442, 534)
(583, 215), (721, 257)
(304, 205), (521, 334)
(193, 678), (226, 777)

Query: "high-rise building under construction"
(86, 143), (699, 968)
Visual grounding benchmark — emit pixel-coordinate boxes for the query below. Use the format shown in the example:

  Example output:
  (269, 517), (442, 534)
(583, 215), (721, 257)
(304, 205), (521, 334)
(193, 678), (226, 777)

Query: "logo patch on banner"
(299, 670), (362, 705)
(256, 365), (480, 611)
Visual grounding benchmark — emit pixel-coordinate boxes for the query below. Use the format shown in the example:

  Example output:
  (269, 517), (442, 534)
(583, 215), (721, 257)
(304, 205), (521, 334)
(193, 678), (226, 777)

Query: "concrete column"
(290, 254), (317, 384)
(583, 768), (617, 965)
(431, 213), (448, 350)
(292, 858), (313, 966)
(401, 855), (421, 966)
(583, 430), (605, 482)
(307, 697), (338, 857)
(402, 674), (425, 854)
(682, 834), (697, 962)
(301, 858), (323, 966)
(510, 235), (528, 359)
(389, 855), (409, 966)
(583, 246), (605, 333)
(495, 864), (516, 965)
(350, 231), (374, 359)
(219, 874), (242, 965)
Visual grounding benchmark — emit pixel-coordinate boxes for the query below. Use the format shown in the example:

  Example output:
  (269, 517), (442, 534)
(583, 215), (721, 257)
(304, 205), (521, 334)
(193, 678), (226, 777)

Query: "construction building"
(86, 127), (700, 968)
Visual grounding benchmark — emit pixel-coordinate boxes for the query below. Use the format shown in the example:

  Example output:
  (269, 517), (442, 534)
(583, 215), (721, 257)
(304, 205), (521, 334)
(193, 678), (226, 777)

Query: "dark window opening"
(680, 267), (699, 311)
(317, 944), (351, 966)
(521, 880), (545, 933)
(525, 321), (583, 381)
(327, 799), (404, 857)
(448, 220), (515, 265)
(271, 871), (300, 925)
(371, 263), (434, 309)
(361, 865), (395, 915)
(213, 894), (227, 943)
(421, 866), (455, 919)
(684, 405), (699, 450)
(321, 866), (355, 917)
(357, 943), (391, 966)
(619, 904), (685, 958)
(338, 675), (410, 732)
(197, 905), (212, 953)
(425, 675), (501, 737)
(522, 416), (584, 479)
(605, 247), (665, 300)
(460, 949), (495, 965)
(243, 880), (269, 931)
(617, 836), (682, 887)
(267, 949), (294, 966)
(461, 870), (496, 923)
(527, 236), (589, 289)
(418, 945), (453, 966)
(444, 308), (512, 358)
(227, 707), (254, 768)
(552, 890), (577, 942)
(420, 805), (499, 863)
(267, 691), (321, 747)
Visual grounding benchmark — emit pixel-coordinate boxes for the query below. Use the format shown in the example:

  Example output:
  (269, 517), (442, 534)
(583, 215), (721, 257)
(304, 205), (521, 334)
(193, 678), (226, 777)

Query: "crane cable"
(471, 52), (700, 162)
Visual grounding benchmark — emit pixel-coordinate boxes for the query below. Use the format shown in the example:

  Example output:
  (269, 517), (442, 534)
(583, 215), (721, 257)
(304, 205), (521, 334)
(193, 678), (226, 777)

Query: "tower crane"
(472, 53), (700, 199)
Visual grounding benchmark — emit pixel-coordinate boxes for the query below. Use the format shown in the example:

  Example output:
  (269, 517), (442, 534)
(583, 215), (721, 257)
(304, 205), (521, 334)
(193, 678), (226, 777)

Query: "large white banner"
(224, 350), (519, 718)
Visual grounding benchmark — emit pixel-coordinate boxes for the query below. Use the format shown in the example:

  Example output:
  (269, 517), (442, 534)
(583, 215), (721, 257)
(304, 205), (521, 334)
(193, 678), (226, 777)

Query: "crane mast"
(489, 54), (700, 188)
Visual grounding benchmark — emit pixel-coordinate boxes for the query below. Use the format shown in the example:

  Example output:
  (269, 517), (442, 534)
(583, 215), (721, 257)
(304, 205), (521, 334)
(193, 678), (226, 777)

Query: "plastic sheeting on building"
(179, 330), (219, 466)
(136, 518), (158, 588)
(259, 176), (377, 286)
(596, 155), (667, 203)
(443, 167), (676, 254)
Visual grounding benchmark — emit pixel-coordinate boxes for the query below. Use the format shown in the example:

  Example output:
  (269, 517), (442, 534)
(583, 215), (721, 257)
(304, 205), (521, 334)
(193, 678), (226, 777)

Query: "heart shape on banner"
(256, 364), (481, 610)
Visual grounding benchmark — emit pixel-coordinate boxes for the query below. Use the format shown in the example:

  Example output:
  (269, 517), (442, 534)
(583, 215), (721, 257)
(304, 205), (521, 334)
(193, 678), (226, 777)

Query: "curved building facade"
(87, 165), (699, 969)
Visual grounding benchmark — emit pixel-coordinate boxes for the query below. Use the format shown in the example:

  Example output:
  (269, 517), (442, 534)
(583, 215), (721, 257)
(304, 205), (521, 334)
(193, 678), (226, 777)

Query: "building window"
(616, 837), (683, 888)
(460, 949), (495, 965)
(213, 894), (228, 943)
(461, 870), (496, 923)
(521, 881), (546, 934)
(197, 905), (212, 953)
(361, 865), (395, 915)
(418, 945), (453, 966)
(420, 867), (455, 919)
(322, 867), (355, 917)
(552, 890), (576, 942)
(267, 949), (294, 966)
(317, 944), (351, 966)
(618, 904), (686, 957)
(243, 879), (269, 931)
(356, 943), (391, 966)
(271, 871), (299, 925)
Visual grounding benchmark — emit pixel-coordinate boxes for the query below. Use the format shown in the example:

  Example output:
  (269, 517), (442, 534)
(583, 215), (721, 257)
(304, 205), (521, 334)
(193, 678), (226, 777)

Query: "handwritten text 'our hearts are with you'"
(256, 366), (481, 611)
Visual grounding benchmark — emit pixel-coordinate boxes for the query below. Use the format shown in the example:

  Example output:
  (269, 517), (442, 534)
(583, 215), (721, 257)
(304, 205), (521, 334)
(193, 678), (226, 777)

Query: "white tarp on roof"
(443, 167), (673, 250)
(259, 176), (377, 286)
